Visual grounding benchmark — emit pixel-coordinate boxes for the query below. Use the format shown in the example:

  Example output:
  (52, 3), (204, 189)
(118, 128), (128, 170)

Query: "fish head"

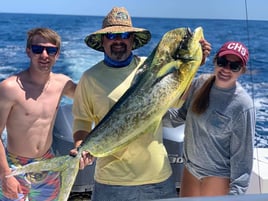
(154, 27), (204, 78)
(174, 27), (204, 62)
(150, 27), (204, 107)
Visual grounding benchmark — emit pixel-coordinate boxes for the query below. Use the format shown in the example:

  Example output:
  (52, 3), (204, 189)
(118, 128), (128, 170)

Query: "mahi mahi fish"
(8, 27), (204, 200)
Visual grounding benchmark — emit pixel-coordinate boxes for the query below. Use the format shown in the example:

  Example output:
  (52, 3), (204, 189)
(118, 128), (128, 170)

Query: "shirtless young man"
(0, 28), (76, 200)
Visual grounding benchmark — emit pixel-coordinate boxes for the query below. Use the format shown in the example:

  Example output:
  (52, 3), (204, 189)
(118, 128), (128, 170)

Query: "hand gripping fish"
(8, 27), (205, 200)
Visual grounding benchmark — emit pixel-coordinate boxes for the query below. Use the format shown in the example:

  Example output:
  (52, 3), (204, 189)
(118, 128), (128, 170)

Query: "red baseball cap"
(218, 41), (249, 66)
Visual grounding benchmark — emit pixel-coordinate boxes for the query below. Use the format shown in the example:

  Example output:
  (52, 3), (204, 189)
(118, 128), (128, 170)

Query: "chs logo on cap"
(218, 41), (249, 66)
(226, 42), (247, 56)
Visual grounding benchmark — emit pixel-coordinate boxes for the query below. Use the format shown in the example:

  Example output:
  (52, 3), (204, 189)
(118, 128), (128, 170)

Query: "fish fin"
(108, 65), (141, 102)
(156, 61), (183, 82)
(148, 120), (162, 136)
(108, 57), (147, 102)
(174, 81), (192, 108)
(57, 156), (80, 201)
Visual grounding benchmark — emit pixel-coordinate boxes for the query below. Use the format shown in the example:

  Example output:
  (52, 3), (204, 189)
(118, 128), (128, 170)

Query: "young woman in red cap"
(163, 41), (255, 197)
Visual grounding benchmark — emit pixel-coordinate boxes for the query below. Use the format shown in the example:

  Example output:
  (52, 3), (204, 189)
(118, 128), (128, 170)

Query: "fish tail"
(7, 155), (71, 176)
(8, 155), (81, 201)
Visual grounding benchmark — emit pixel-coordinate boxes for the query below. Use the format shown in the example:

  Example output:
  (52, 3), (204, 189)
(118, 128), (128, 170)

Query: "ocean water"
(0, 13), (267, 147)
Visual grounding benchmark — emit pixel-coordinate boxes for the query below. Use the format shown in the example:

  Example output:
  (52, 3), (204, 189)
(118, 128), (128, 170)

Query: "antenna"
(244, 0), (261, 194)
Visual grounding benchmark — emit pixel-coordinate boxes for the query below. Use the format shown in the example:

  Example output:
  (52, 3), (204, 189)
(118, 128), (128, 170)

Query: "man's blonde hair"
(26, 27), (61, 50)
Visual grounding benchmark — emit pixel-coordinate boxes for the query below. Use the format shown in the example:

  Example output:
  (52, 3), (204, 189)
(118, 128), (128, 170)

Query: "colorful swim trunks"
(0, 149), (60, 201)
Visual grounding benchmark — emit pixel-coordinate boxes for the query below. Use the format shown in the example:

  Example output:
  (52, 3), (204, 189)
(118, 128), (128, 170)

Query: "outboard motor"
(163, 125), (185, 190)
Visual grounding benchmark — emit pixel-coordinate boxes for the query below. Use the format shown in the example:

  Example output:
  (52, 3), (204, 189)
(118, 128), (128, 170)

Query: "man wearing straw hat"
(70, 7), (211, 201)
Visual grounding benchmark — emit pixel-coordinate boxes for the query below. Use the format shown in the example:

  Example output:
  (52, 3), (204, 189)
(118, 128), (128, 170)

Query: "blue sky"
(0, 0), (267, 21)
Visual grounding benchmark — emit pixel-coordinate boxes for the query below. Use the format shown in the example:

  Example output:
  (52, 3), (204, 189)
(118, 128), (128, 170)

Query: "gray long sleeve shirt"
(162, 74), (256, 195)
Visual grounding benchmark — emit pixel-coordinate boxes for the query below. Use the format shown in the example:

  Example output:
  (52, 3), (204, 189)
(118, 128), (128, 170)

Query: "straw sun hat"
(85, 7), (151, 52)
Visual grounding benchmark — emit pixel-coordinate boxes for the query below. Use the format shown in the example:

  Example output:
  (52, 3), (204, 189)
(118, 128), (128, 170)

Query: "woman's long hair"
(191, 74), (215, 115)
(191, 55), (218, 115)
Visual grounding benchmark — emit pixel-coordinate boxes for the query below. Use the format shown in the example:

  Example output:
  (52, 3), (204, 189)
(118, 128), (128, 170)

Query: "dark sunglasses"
(216, 57), (242, 72)
(31, 45), (59, 56)
(105, 32), (131, 40)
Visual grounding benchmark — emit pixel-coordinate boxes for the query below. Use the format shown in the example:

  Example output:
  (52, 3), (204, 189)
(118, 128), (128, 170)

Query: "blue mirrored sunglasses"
(31, 45), (59, 56)
(105, 32), (131, 40)
(216, 57), (242, 72)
